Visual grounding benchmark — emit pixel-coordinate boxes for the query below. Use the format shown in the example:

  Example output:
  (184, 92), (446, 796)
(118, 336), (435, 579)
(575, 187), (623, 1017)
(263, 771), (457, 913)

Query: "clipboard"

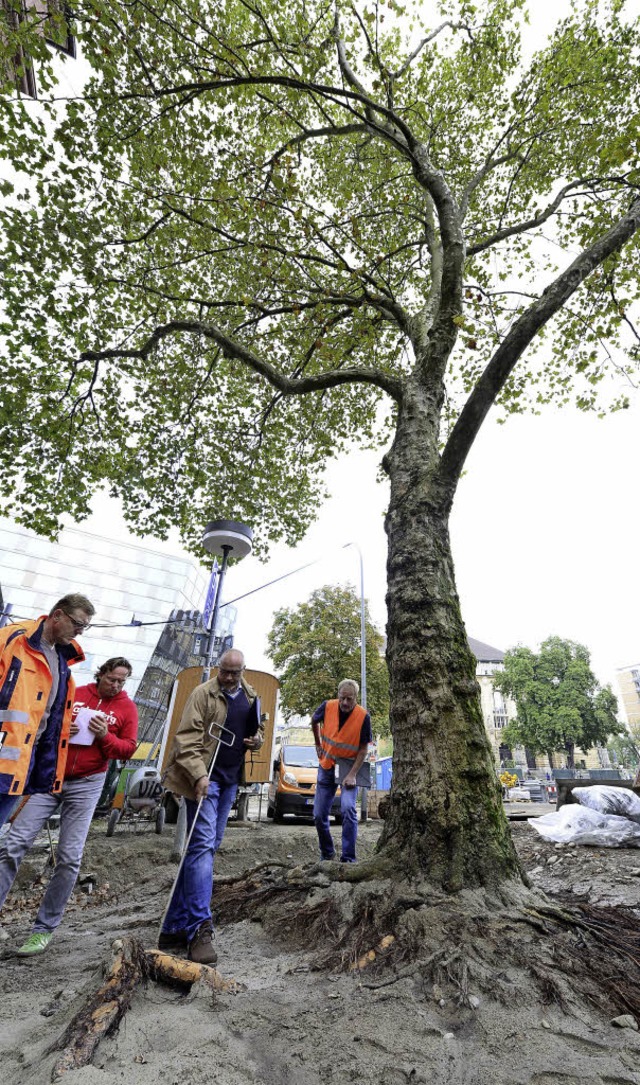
(336, 757), (372, 789)
(71, 707), (97, 746)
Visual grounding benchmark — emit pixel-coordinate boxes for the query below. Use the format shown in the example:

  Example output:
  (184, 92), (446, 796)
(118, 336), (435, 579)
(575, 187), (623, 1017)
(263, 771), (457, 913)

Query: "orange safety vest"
(0, 618), (83, 797)
(319, 700), (367, 770)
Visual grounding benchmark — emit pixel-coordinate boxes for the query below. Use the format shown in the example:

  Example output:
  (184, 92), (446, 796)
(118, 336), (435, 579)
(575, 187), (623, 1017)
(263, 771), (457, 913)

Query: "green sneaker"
(16, 931), (53, 957)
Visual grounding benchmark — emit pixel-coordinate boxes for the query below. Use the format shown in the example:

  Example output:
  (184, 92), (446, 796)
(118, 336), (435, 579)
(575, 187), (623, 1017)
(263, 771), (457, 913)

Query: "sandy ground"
(2, 804), (640, 1085)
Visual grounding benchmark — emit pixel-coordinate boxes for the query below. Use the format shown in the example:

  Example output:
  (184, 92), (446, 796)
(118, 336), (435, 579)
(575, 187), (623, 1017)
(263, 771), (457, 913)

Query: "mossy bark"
(378, 376), (522, 891)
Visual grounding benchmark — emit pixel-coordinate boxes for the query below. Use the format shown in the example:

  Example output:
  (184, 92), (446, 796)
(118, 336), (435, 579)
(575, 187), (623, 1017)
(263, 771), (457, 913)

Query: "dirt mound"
(2, 817), (640, 1084)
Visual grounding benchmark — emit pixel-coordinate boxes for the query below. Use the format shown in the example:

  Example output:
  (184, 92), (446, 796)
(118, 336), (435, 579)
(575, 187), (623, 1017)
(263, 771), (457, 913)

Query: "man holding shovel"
(159, 649), (263, 965)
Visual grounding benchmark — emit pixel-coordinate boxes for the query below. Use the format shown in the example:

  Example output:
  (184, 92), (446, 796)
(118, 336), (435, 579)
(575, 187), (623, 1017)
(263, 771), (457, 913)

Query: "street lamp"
(201, 519), (253, 682)
(342, 542), (367, 710)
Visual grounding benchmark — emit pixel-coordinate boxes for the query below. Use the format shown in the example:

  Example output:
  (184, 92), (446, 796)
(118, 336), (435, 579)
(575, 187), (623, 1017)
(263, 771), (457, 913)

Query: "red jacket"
(65, 683), (138, 779)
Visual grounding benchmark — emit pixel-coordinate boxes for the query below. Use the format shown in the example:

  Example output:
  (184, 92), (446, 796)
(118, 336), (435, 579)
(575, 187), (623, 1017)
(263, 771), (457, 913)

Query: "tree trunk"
(378, 378), (522, 891)
(565, 742), (575, 771)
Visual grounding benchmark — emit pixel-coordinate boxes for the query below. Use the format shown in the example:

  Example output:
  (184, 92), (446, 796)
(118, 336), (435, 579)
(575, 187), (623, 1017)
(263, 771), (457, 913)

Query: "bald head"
(217, 649), (245, 691)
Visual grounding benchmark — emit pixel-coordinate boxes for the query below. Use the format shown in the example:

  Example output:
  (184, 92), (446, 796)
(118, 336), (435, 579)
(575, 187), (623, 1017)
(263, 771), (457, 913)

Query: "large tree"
(495, 636), (622, 770)
(266, 583), (390, 733)
(0, 0), (639, 892)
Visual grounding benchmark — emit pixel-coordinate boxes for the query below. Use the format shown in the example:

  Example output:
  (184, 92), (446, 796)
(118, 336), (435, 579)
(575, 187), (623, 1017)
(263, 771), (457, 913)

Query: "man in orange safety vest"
(311, 679), (372, 863)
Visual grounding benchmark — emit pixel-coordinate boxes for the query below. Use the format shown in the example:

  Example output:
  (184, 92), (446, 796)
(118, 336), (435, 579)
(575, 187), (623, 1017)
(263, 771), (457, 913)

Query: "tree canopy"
(495, 636), (623, 769)
(0, 0), (637, 552)
(266, 583), (389, 732)
(0, 0), (639, 889)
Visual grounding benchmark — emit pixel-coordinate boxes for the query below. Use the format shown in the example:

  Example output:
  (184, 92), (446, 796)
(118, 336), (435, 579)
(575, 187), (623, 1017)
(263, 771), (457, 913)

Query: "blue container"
(375, 756), (393, 791)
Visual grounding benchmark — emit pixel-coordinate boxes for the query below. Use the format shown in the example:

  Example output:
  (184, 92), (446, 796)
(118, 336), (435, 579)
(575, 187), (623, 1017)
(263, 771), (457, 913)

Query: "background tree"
(266, 584), (390, 735)
(0, 0), (639, 892)
(607, 731), (640, 774)
(495, 636), (623, 770)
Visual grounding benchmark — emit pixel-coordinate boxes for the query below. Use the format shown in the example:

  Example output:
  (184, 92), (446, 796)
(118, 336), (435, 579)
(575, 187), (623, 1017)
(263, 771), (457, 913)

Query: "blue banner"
(202, 560), (219, 631)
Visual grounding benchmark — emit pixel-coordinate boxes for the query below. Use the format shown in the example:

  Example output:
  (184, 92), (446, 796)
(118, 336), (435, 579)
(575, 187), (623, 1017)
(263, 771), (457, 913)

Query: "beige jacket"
(163, 675), (263, 801)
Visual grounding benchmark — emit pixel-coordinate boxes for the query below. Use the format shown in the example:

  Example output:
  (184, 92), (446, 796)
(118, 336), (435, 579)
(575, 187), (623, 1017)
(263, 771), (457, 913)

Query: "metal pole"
(343, 543), (366, 708)
(202, 544), (232, 683)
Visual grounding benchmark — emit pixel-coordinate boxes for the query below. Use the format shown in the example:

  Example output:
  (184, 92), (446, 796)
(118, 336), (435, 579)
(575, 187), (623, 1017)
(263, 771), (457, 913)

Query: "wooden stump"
(49, 938), (242, 1081)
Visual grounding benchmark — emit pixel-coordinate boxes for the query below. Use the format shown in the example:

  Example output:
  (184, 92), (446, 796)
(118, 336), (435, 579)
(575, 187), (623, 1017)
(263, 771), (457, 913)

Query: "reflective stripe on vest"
(0, 710), (30, 724)
(0, 744), (21, 761)
(319, 700), (366, 770)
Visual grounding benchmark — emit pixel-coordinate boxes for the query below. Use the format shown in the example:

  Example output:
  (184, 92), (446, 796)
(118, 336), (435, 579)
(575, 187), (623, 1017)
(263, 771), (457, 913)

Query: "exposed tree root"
(43, 859), (640, 1081)
(213, 859), (640, 1021)
(49, 938), (146, 1081)
(533, 895), (640, 1020)
(47, 937), (243, 1081)
(214, 859), (291, 886)
(146, 949), (245, 993)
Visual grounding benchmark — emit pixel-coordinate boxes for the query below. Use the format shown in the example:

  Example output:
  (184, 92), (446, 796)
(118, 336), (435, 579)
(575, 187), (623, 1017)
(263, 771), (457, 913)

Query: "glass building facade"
(0, 517), (211, 694)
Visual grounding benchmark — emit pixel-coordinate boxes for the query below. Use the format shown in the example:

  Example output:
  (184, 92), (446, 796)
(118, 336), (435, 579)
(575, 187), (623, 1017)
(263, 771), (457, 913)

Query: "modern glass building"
(0, 517), (211, 693)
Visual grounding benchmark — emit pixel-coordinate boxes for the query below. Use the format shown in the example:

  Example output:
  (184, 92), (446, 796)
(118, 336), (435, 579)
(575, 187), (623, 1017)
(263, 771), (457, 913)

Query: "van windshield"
(282, 745), (319, 768)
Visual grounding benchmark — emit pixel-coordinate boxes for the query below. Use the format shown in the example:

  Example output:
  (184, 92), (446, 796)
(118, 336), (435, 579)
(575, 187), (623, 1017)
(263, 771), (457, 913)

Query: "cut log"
(145, 949), (244, 992)
(48, 939), (244, 1081)
(50, 938), (144, 1081)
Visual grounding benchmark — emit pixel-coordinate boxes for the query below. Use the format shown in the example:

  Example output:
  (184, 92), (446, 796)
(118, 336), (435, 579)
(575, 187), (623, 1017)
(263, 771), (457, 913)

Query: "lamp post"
(342, 542), (367, 709)
(201, 519), (253, 682)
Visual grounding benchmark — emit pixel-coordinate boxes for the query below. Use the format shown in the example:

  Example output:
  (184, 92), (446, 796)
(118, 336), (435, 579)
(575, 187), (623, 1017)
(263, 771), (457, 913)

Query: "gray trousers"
(0, 772), (105, 933)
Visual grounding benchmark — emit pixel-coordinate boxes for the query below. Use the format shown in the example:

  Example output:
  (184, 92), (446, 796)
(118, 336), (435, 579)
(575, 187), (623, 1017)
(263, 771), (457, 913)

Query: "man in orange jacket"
(311, 679), (372, 863)
(0, 655), (137, 956)
(0, 593), (94, 829)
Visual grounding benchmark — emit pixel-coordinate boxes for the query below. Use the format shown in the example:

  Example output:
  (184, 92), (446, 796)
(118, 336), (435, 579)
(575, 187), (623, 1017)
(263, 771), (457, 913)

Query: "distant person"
(159, 649), (263, 965)
(0, 594), (95, 829)
(311, 679), (372, 863)
(0, 657), (138, 956)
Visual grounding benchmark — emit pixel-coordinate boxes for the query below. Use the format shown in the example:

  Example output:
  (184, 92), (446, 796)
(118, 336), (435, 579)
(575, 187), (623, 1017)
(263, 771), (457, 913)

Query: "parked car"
(267, 743), (341, 823)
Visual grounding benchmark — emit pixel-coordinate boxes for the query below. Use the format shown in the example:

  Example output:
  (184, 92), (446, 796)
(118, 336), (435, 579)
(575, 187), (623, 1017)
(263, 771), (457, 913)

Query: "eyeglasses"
(63, 611), (92, 633)
(219, 667), (243, 677)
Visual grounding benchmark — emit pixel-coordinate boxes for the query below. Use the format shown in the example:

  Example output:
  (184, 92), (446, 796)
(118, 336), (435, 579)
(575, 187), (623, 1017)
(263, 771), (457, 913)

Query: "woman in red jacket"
(0, 657), (138, 956)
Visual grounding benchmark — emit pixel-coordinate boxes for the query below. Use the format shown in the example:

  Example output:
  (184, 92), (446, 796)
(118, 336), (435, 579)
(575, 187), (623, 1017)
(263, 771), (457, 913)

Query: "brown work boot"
(188, 920), (218, 965)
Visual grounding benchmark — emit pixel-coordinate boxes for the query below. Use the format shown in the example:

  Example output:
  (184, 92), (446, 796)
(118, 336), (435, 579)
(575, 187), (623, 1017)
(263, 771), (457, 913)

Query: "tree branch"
(114, 73), (415, 155)
(79, 319), (403, 400)
(467, 178), (632, 256)
(439, 195), (640, 494)
(390, 21), (473, 82)
(266, 121), (368, 169)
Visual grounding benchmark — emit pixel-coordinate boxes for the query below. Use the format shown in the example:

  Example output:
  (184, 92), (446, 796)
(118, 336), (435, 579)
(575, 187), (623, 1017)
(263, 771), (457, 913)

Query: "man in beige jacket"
(160, 649), (263, 964)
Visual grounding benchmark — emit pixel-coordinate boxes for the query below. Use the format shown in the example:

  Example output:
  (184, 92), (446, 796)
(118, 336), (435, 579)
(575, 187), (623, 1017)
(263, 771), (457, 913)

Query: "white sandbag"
(529, 803), (640, 847)
(507, 787), (531, 801)
(572, 785), (640, 822)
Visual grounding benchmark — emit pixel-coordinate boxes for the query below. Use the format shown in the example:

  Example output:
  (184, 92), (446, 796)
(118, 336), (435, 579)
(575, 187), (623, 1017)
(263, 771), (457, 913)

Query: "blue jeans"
(162, 779), (237, 941)
(313, 764), (359, 862)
